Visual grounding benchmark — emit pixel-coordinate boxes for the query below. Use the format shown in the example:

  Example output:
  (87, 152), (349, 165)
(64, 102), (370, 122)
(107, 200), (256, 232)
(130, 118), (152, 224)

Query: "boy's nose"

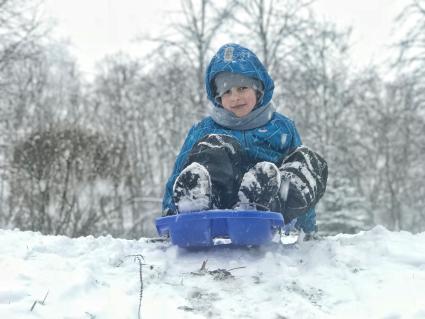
(230, 88), (241, 100)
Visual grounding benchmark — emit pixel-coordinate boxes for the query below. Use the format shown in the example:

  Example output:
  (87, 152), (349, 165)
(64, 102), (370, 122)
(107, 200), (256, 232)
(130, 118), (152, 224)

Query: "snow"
(1, 226), (425, 319)
(238, 162), (281, 210)
(198, 135), (237, 155)
(173, 163), (212, 213)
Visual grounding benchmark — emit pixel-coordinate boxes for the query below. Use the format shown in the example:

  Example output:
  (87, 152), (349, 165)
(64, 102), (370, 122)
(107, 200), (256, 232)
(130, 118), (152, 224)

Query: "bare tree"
(381, 0), (425, 231)
(279, 21), (372, 234)
(92, 53), (189, 236)
(92, 54), (148, 234)
(0, 0), (44, 75)
(142, 0), (237, 116)
(0, 36), (85, 228)
(0, 0), (45, 178)
(10, 126), (129, 237)
(231, 0), (313, 72)
(348, 68), (425, 232)
(395, 1), (425, 69)
(394, 0), (425, 109)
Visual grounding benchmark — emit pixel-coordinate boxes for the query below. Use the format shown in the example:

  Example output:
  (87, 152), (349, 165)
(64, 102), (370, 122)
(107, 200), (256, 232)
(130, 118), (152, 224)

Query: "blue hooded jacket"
(162, 43), (304, 215)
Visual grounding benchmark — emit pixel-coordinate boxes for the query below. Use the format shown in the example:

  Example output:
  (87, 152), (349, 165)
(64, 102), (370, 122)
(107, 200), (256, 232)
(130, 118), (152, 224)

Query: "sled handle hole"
(212, 236), (232, 245)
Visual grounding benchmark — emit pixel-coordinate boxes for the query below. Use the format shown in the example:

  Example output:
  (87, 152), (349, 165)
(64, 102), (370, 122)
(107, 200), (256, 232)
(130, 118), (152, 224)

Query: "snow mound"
(1, 227), (425, 319)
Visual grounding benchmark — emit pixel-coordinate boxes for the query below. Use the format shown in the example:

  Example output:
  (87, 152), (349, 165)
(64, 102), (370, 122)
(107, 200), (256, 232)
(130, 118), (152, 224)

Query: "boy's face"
(220, 86), (257, 117)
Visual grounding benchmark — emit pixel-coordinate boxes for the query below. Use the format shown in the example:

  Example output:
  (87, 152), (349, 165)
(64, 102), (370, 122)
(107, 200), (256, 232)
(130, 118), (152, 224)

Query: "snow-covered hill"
(1, 227), (425, 319)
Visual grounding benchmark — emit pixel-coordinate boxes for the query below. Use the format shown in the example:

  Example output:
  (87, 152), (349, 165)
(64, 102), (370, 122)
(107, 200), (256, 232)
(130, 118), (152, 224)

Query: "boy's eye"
(221, 87), (249, 97)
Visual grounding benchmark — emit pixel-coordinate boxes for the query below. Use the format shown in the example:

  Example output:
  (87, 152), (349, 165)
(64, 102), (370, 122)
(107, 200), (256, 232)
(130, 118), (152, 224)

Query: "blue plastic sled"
(155, 210), (284, 248)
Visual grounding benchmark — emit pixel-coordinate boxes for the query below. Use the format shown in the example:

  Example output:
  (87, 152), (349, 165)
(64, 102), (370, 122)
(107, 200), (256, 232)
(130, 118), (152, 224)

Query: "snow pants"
(185, 134), (246, 209)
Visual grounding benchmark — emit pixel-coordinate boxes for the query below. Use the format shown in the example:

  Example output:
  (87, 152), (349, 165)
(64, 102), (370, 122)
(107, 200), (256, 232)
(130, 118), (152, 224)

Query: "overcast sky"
(43, 0), (409, 77)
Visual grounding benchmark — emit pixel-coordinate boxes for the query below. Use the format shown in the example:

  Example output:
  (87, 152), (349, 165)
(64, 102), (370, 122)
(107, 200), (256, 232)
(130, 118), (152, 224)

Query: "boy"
(162, 43), (327, 235)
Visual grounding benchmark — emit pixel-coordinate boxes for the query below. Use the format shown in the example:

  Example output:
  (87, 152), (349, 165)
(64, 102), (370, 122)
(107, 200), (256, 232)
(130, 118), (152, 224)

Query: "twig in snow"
(40, 290), (49, 305)
(126, 254), (145, 319)
(190, 259), (209, 276)
(30, 301), (37, 312)
(227, 266), (246, 272)
(29, 290), (49, 312)
(200, 259), (208, 271)
(190, 260), (246, 280)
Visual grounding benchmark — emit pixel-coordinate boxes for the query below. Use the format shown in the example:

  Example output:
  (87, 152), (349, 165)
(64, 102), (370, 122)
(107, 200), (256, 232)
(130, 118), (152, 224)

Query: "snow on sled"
(155, 210), (284, 248)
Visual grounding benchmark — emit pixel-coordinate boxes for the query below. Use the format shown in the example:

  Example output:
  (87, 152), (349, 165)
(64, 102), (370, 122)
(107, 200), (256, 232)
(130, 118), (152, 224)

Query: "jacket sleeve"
(162, 125), (201, 214)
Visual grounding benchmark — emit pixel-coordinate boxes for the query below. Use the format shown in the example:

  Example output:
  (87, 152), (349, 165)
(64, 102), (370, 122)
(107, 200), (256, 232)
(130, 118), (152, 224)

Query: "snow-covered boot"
(237, 162), (281, 210)
(173, 162), (212, 213)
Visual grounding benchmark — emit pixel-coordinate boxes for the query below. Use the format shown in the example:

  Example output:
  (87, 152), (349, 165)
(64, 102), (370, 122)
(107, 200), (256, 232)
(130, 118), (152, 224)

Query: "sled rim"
(155, 210), (284, 247)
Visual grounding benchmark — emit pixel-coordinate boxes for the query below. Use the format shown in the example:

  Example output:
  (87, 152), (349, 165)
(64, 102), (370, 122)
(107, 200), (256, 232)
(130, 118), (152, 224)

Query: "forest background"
(0, 0), (424, 238)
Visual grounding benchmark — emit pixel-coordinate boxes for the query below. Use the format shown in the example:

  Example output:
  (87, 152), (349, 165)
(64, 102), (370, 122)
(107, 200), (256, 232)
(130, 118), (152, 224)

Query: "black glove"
(278, 146), (328, 221)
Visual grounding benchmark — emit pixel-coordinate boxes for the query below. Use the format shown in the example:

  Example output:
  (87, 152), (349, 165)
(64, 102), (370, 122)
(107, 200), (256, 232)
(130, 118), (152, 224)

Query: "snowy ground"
(1, 226), (425, 319)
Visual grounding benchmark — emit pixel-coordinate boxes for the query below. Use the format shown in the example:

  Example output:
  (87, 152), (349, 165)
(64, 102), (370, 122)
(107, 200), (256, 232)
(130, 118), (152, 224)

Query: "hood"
(205, 43), (274, 108)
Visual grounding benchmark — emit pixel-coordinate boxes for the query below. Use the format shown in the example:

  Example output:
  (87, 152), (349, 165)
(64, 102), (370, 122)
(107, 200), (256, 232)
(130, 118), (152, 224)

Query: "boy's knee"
(186, 134), (246, 209)
(277, 146), (328, 221)
(194, 134), (241, 151)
